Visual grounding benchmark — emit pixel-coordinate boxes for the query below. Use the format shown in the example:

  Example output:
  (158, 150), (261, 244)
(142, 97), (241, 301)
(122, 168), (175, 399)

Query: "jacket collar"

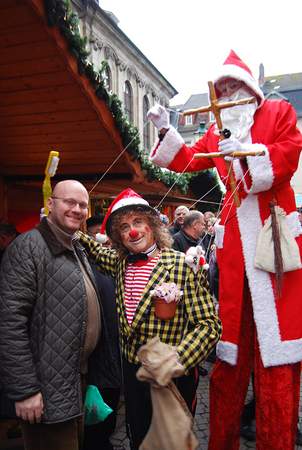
(37, 218), (103, 311)
(37, 218), (76, 255)
(181, 229), (200, 246)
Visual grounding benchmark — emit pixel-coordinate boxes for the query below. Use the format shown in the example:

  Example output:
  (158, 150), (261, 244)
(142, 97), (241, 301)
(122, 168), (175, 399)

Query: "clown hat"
(100, 188), (157, 235)
(214, 50), (264, 105)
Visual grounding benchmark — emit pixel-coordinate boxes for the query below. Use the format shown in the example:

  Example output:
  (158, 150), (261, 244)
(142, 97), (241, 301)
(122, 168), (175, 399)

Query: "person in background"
(79, 188), (221, 450)
(172, 210), (206, 254)
(168, 205), (189, 235)
(172, 210), (208, 377)
(148, 50), (302, 450)
(83, 217), (123, 450)
(202, 216), (217, 262)
(86, 214), (110, 246)
(86, 214), (104, 239)
(204, 211), (215, 222)
(0, 223), (18, 264)
(159, 212), (169, 227)
(0, 180), (116, 450)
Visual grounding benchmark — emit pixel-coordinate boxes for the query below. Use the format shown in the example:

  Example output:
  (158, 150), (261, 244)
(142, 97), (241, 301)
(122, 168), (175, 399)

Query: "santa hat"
(214, 50), (264, 105)
(100, 188), (156, 235)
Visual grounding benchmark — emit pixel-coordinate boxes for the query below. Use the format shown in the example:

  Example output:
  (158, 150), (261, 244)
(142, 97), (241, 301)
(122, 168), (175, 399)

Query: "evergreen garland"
(43, 0), (222, 198)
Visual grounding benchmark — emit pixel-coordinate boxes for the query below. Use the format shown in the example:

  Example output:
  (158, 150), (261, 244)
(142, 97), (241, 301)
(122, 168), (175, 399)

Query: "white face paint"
(218, 88), (257, 141)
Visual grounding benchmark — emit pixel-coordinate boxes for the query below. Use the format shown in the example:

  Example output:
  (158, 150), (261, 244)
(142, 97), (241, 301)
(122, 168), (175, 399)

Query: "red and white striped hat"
(214, 50), (264, 105)
(100, 188), (156, 235)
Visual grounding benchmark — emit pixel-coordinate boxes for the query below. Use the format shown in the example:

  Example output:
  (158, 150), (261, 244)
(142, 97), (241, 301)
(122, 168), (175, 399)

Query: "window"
(143, 96), (151, 151)
(124, 81), (133, 122)
(102, 65), (112, 91)
(185, 115), (193, 126)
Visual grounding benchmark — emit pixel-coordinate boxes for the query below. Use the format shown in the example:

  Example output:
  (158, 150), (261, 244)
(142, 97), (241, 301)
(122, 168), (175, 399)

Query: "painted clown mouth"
(129, 236), (143, 244)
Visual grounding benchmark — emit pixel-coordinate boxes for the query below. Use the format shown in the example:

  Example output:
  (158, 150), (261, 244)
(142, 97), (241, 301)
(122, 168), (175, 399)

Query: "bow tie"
(127, 253), (149, 263)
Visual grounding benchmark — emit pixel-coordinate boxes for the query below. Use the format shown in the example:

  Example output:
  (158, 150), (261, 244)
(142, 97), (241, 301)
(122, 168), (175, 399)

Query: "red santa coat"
(150, 99), (302, 368)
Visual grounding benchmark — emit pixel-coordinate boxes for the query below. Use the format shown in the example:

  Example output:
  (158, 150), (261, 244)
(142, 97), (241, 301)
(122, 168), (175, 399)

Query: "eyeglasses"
(51, 197), (89, 210)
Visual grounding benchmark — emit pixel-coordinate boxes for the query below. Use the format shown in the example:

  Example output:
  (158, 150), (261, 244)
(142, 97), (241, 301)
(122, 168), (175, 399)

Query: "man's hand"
(15, 392), (44, 424)
(218, 137), (247, 160)
(147, 104), (170, 130)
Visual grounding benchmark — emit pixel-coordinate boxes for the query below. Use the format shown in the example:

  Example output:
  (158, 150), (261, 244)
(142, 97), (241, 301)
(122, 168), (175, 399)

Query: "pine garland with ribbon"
(43, 0), (222, 198)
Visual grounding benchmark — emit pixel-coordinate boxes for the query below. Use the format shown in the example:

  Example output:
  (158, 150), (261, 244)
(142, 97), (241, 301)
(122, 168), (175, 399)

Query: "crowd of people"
(0, 50), (302, 450)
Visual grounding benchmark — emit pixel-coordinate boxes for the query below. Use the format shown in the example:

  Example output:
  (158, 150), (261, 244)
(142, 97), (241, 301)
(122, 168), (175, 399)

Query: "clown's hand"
(218, 137), (249, 161)
(147, 104), (170, 130)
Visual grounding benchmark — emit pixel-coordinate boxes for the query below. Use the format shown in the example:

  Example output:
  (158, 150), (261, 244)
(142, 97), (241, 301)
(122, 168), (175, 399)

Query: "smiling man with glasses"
(0, 180), (116, 450)
(51, 196), (89, 210)
(48, 183), (89, 235)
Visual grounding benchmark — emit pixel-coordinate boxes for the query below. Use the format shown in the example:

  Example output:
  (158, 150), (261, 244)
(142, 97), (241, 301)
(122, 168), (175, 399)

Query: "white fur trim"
(216, 341), (238, 365)
(149, 126), (184, 168)
(214, 64), (264, 106)
(232, 159), (244, 181)
(286, 211), (302, 237)
(236, 195), (302, 367)
(112, 197), (149, 212)
(244, 145), (274, 194)
(214, 224), (225, 249)
(95, 233), (108, 244)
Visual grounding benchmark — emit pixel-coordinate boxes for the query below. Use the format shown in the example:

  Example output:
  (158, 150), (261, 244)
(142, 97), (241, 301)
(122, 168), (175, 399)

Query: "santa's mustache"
(218, 88), (257, 140)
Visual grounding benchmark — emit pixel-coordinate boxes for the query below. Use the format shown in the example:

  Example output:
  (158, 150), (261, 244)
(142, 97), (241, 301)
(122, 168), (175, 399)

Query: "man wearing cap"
(79, 188), (221, 450)
(148, 51), (302, 450)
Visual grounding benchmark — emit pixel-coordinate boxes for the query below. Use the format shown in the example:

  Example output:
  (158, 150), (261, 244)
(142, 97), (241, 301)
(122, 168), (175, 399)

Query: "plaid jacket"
(79, 233), (221, 371)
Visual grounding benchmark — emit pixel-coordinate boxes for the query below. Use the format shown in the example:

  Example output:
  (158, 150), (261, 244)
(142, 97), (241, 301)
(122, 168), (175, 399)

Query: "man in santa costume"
(78, 188), (221, 450)
(147, 50), (302, 450)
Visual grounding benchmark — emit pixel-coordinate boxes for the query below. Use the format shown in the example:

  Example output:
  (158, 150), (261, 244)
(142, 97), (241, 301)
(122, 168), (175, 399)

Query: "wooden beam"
(0, 41), (58, 65)
(0, 5), (37, 29)
(0, 131), (107, 146)
(0, 71), (73, 92)
(0, 164), (127, 176)
(1, 109), (97, 126)
(0, 120), (100, 137)
(0, 56), (66, 78)
(0, 85), (82, 106)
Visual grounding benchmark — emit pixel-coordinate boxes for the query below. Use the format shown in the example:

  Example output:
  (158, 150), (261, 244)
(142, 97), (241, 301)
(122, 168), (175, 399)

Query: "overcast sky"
(99, 0), (301, 105)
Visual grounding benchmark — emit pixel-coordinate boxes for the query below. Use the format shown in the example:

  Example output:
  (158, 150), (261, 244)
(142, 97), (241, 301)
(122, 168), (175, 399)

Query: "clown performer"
(78, 188), (221, 450)
(147, 50), (302, 450)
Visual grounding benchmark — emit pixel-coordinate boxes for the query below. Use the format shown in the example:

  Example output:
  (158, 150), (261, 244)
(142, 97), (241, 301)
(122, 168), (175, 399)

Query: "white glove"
(147, 104), (170, 130)
(218, 137), (248, 161)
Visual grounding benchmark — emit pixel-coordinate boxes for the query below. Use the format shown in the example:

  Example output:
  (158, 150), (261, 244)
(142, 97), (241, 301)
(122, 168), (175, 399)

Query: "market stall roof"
(0, 0), (192, 202)
(0, 0), (133, 179)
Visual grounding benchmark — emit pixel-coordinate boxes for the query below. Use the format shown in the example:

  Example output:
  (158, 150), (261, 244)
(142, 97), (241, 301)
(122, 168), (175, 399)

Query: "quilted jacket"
(0, 219), (120, 423)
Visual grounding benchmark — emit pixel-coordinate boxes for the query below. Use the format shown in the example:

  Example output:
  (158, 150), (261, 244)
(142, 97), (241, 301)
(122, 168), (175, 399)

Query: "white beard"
(218, 88), (257, 141)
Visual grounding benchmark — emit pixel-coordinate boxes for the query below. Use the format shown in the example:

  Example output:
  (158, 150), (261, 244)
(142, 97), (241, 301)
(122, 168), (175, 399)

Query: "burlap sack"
(137, 337), (198, 450)
(255, 206), (302, 273)
(136, 337), (184, 387)
(139, 383), (198, 450)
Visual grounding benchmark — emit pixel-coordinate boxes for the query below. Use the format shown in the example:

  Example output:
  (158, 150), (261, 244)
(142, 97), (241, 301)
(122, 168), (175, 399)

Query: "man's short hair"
(183, 211), (204, 229)
(204, 211), (215, 220)
(174, 205), (189, 217)
(86, 215), (104, 229)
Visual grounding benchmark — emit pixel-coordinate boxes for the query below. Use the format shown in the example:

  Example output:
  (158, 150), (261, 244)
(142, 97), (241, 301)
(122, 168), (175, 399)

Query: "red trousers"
(208, 287), (301, 450)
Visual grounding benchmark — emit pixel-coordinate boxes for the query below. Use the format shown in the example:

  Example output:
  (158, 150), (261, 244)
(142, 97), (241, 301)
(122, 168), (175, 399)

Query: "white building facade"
(72, 0), (177, 153)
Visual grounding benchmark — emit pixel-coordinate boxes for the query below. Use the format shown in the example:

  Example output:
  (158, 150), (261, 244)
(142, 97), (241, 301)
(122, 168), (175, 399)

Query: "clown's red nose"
(129, 229), (139, 239)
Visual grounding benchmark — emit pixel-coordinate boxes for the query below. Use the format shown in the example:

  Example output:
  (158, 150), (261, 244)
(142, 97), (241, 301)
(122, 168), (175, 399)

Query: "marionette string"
(88, 122), (150, 195)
